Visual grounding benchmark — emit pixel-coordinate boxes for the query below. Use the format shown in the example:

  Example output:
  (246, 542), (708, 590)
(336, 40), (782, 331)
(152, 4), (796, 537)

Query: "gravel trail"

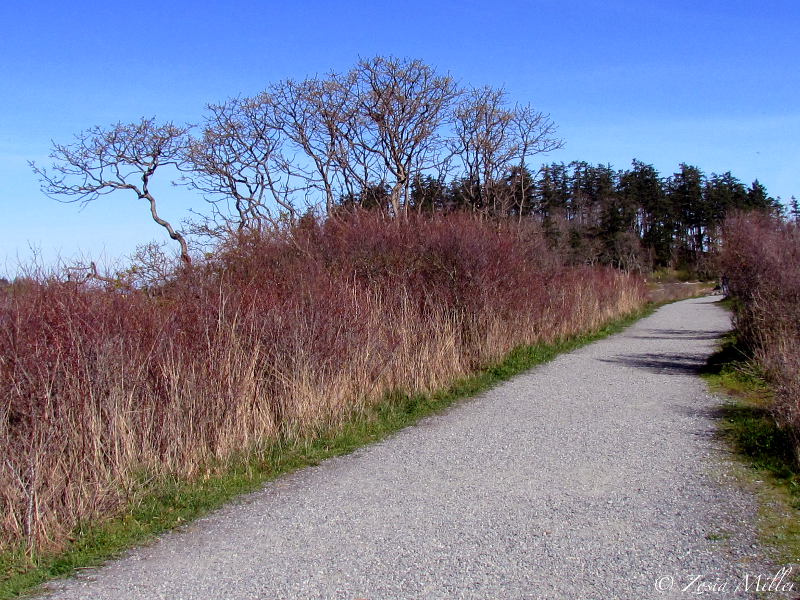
(43, 296), (789, 599)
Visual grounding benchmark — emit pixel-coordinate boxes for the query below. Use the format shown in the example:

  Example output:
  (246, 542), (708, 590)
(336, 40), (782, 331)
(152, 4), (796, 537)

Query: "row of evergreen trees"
(345, 160), (784, 274)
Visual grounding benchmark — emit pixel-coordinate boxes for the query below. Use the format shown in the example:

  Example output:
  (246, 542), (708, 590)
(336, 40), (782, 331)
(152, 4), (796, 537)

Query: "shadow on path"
(627, 328), (727, 342)
(600, 352), (708, 375)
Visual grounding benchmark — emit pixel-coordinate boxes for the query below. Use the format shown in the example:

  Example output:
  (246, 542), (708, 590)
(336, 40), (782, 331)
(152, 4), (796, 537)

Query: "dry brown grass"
(646, 281), (714, 304)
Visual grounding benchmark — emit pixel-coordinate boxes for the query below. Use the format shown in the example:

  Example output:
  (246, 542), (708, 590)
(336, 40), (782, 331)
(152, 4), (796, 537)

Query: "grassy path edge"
(1, 303), (659, 599)
(701, 330), (800, 579)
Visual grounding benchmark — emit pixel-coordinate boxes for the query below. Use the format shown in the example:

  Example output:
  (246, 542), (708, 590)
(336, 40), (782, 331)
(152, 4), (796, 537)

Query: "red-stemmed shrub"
(0, 211), (646, 555)
(718, 212), (800, 462)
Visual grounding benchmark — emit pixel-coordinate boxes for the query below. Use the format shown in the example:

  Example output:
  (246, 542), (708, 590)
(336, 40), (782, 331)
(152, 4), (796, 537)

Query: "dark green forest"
(352, 160), (784, 275)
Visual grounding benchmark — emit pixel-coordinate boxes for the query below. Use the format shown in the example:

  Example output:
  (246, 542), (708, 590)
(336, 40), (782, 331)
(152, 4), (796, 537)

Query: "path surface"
(44, 297), (785, 599)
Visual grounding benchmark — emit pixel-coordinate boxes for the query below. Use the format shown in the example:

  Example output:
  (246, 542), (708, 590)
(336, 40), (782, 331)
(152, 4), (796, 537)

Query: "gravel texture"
(42, 296), (793, 599)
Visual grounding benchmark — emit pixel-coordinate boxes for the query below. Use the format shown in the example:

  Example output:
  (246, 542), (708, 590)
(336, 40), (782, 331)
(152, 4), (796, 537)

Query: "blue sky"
(1, 0), (798, 276)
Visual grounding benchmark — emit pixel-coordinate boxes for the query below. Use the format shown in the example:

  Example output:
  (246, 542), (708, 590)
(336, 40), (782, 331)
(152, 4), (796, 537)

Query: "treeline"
(395, 160), (782, 274)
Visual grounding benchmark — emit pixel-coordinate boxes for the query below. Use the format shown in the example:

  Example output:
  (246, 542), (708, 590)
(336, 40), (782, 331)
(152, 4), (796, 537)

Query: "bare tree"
(31, 118), (192, 265)
(450, 86), (516, 214)
(186, 95), (298, 233)
(353, 56), (460, 216)
(268, 72), (360, 215)
(450, 89), (563, 217)
(508, 104), (563, 219)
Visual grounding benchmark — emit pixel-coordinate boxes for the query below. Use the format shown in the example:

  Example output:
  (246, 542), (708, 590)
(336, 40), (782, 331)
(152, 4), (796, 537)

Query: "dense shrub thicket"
(0, 212), (647, 555)
(718, 213), (800, 463)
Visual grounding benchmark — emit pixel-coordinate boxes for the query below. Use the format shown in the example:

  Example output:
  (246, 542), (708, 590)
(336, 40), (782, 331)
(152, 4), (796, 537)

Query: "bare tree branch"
(31, 118), (193, 265)
(269, 73), (358, 215)
(185, 95), (301, 232)
(450, 86), (516, 214)
(352, 56), (461, 216)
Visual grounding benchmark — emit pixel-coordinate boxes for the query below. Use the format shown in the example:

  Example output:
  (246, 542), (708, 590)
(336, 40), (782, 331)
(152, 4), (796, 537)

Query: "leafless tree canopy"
(450, 87), (563, 215)
(34, 56), (563, 251)
(451, 86), (516, 210)
(352, 56), (460, 216)
(268, 74), (357, 215)
(182, 56), (560, 229)
(186, 94), (297, 233)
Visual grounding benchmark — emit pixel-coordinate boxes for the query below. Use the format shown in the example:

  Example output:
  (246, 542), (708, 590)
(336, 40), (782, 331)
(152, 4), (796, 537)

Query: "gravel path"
(43, 296), (790, 599)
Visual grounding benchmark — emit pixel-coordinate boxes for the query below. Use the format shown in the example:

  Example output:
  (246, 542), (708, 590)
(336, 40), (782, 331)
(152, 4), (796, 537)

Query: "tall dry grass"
(0, 212), (646, 555)
(718, 212), (800, 463)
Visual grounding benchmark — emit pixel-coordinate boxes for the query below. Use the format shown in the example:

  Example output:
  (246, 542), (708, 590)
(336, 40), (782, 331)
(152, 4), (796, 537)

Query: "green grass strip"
(0, 304), (654, 599)
(702, 333), (800, 569)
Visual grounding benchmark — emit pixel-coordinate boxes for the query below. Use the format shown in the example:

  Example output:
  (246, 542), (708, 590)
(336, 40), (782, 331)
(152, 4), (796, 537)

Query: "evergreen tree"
(703, 172), (747, 249)
(410, 175), (449, 213)
(746, 179), (782, 216)
(667, 164), (705, 263)
(620, 160), (672, 266)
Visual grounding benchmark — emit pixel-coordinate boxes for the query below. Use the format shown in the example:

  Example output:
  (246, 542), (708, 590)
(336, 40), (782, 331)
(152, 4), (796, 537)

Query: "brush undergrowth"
(718, 213), (800, 465)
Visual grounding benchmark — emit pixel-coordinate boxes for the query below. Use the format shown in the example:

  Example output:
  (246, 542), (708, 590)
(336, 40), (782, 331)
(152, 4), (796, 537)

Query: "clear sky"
(1, 0), (798, 277)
